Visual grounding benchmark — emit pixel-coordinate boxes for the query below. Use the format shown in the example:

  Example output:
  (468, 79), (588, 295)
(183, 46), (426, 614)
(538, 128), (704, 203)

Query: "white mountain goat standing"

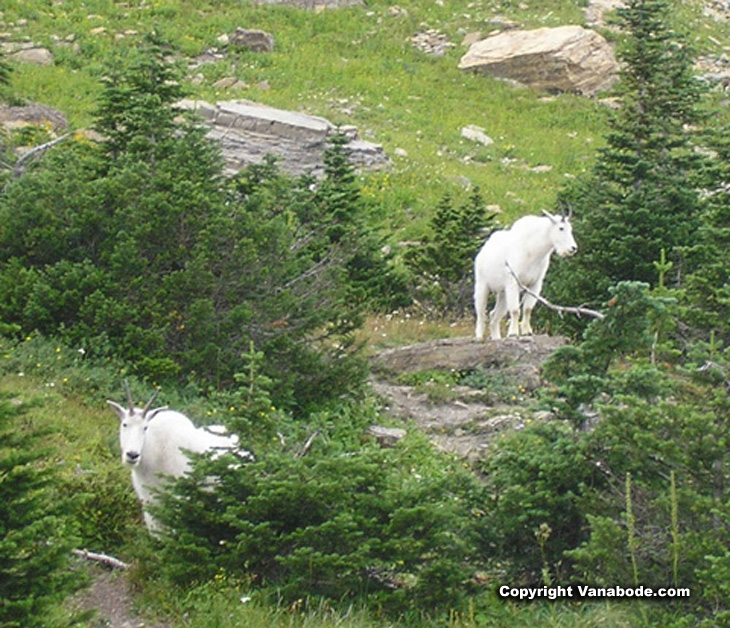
(107, 385), (252, 532)
(474, 209), (578, 341)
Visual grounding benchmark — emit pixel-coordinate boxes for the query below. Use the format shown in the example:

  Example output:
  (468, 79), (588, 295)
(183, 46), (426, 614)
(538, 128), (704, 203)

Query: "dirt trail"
(70, 566), (171, 628)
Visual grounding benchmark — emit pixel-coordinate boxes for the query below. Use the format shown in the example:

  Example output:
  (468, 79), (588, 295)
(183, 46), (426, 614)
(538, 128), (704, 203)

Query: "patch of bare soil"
(69, 566), (171, 628)
(371, 379), (531, 462)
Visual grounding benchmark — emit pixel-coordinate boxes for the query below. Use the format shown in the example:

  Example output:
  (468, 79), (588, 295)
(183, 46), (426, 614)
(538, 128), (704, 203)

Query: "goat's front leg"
(521, 293), (536, 335)
(520, 278), (544, 336)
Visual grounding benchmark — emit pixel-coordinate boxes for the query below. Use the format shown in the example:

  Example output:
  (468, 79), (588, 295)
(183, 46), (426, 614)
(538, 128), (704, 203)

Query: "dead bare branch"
(72, 549), (129, 571)
(505, 261), (604, 320)
(296, 430), (321, 458)
(11, 133), (71, 179)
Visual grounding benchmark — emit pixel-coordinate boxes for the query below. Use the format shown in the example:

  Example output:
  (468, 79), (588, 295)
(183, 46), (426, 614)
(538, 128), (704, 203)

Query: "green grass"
(11, 0), (723, 240)
(4, 0), (614, 239)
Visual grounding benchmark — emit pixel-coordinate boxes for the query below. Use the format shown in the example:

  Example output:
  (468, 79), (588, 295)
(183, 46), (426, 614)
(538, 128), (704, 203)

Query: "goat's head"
(107, 383), (167, 468)
(542, 206), (578, 258)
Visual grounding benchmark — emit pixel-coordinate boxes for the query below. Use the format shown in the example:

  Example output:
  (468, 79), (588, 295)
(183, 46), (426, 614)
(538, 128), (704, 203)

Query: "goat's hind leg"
(489, 292), (507, 340)
(474, 280), (489, 341)
(504, 282), (521, 337)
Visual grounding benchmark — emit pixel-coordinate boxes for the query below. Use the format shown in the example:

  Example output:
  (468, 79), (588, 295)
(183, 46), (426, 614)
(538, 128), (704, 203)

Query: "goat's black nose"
(126, 451), (140, 463)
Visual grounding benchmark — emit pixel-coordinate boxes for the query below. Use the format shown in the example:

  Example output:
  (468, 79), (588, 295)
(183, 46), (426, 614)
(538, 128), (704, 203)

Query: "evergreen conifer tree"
(0, 395), (81, 627)
(94, 30), (185, 163)
(548, 0), (707, 311)
(310, 133), (409, 311)
(405, 187), (494, 316)
(685, 124), (730, 342)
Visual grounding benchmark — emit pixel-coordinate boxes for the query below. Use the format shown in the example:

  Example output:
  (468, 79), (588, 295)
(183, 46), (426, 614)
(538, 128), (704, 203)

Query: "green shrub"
(147, 391), (482, 615)
(477, 421), (601, 581)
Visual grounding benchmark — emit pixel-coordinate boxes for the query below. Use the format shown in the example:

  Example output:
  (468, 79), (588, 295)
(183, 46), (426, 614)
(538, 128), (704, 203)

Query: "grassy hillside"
(6, 0), (730, 235)
(3, 0), (613, 237)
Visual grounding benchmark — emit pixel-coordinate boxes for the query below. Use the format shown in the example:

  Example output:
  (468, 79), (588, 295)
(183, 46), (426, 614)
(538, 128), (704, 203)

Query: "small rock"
(229, 28), (275, 53)
(8, 47), (53, 66)
(367, 425), (407, 447)
(533, 410), (556, 421)
(530, 164), (553, 174)
(461, 31), (483, 47)
(461, 124), (494, 146)
(456, 175), (472, 188)
(212, 77), (247, 89)
(585, 0), (625, 28)
(411, 30), (455, 57)
(485, 16), (521, 30)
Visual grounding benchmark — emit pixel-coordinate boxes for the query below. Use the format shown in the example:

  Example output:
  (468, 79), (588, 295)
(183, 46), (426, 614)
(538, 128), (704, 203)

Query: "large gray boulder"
(177, 99), (390, 177)
(0, 103), (68, 133)
(458, 25), (618, 96)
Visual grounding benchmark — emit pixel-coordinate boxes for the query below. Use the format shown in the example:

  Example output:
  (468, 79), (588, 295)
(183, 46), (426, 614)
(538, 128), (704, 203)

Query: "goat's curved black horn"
(124, 380), (134, 412)
(142, 388), (161, 416)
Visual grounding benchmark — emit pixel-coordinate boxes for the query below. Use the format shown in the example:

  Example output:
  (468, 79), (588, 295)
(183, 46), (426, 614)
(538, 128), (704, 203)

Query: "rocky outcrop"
(458, 25), (618, 96)
(371, 335), (566, 390)
(177, 99), (390, 177)
(371, 379), (530, 462)
(370, 335), (567, 462)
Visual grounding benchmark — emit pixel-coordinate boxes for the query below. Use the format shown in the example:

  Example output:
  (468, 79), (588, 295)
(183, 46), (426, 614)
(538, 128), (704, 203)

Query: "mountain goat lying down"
(474, 209), (578, 341)
(107, 385), (253, 532)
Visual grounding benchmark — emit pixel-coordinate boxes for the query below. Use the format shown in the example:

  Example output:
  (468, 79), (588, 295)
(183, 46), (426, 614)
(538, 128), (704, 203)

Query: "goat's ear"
(145, 406), (169, 422)
(541, 210), (557, 223)
(107, 400), (128, 421)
